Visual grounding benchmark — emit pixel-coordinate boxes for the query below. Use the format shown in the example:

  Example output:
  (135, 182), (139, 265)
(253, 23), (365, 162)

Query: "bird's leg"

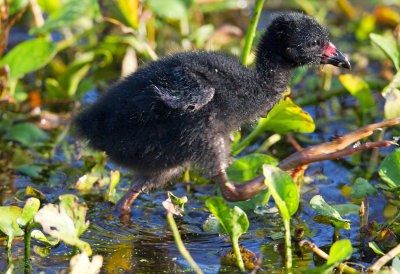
(214, 171), (266, 202)
(215, 118), (400, 202)
(114, 175), (148, 217)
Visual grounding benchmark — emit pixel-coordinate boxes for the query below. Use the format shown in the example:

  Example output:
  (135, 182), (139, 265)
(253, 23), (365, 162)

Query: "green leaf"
(26, 186), (48, 200)
(384, 89), (400, 119)
(7, 122), (49, 146)
(17, 164), (42, 178)
(31, 0), (96, 34)
(262, 164), (299, 219)
(379, 149), (400, 188)
(105, 170), (121, 204)
(168, 191), (188, 211)
(259, 98), (315, 134)
(382, 71), (400, 119)
(202, 214), (226, 234)
(17, 197), (40, 227)
(393, 256), (400, 272)
(370, 33), (400, 71)
(34, 194), (92, 255)
(331, 204), (360, 216)
(368, 242), (385, 256)
(227, 153), (278, 183)
(189, 24), (215, 48)
(58, 50), (112, 97)
(310, 195), (351, 229)
(0, 38), (58, 80)
(327, 239), (352, 265)
(145, 0), (187, 20)
(338, 74), (374, 112)
(0, 206), (24, 249)
(350, 178), (377, 199)
(37, 0), (61, 13)
(9, 0), (29, 16)
(205, 197), (248, 270)
(31, 229), (60, 246)
(205, 197), (249, 242)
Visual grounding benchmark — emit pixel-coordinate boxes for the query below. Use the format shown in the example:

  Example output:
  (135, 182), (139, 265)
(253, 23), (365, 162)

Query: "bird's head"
(258, 12), (351, 70)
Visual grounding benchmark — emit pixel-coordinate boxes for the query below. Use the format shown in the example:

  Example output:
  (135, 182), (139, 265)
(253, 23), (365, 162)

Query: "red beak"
(320, 42), (351, 70)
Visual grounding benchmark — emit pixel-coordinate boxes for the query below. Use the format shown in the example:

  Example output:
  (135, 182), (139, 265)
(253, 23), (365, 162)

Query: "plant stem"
(232, 119), (266, 155)
(241, 0), (265, 66)
(166, 213), (203, 274)
(284, 218), (292, 273)
(232, 237), (245, 271)
(333, 226), (340, 242)
(24, 223), (37, 274)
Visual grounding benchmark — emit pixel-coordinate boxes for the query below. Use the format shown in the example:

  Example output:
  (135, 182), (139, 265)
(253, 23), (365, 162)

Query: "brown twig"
(216, 118), (400, 202)
(368, 242), (400, 273)
(279, 118), (400, 172)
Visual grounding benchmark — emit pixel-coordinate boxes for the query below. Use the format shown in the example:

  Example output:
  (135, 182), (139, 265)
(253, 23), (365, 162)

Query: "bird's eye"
(309, 40), (319, 48)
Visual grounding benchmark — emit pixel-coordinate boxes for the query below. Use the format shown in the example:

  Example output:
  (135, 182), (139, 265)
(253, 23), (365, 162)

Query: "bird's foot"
(113, 188), (141, 220)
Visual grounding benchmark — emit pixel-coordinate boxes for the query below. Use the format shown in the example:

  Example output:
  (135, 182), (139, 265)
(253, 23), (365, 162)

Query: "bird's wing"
(151, 66), (215, 112)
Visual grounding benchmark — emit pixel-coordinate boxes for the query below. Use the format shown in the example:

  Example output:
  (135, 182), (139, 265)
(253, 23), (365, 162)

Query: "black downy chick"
(75, 12), (350, 215)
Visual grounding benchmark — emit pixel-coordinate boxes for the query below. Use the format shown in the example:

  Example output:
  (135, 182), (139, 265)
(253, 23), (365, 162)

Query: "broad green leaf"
(303, 240), (352, 273)
(17, 164), (42, 178)
(369, 242), (385, 256)
(9, 0), (29, 15)
(338, 74), (374, 112)
(205, 197), (249, 242)
(146, 0), (187, 20)
(0, 206), (24, 249)
(34, 194), (92, 255)
(313, 215), (351, 230)
(331, 204), (360, 215)
(202, 214), (226, 234)
(205, 197), (248, 271)
(227, 153), (278, 183)
(225, 154), (277, 211)
(350, 178), (377, 199)
(263, 164), (299, 219)
(259, 98), (315, 134)
(310, 195), (351, 230)
(370, 33), (400, 71)
(17, 197), (40, 227)
(327, 239), (352, 265)
(379, 149), (400, 188)
(7, 122), (49, 146)
(0, 38), (58, 80)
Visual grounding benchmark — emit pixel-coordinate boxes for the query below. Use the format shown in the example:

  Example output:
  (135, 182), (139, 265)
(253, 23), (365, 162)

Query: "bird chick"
(74, 12), (350, 216)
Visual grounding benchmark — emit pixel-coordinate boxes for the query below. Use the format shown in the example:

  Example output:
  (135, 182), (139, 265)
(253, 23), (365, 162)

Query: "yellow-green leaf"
(339, 74), (374, 112)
